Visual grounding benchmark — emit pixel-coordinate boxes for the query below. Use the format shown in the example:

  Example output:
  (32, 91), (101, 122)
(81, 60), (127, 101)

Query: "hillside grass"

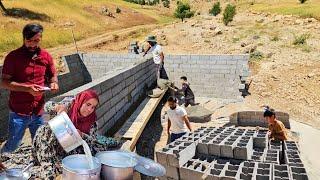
(238, 0), (320, 20)
(0, 0), (175, 60)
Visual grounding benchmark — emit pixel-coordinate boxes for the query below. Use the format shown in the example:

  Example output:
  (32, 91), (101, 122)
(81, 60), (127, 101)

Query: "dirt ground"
(94, 10), (320, 130)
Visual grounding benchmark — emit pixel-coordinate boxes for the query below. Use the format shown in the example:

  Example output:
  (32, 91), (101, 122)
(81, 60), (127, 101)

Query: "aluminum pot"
(62, 154), (101, 180)
(95, 151), (137, 180)
(48, 112), (83, 152)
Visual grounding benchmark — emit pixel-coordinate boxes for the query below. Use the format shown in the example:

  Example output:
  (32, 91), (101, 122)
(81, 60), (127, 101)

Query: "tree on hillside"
(223, 4), (236, 26)
(299, 0), (307, 3)
(174, 1), (194, 22)
(0, 0), (7, 14)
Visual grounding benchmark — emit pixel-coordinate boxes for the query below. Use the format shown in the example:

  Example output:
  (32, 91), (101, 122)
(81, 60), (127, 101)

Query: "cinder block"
(204, 163), (227, 180)
(161, 164), (180, 180)
(264, 149), (280, 164)
(208, 135), (227, 156)
(273, 164), (290, 180)
(180, 159), (211, 180)
(197, 136), (215, 155)
(253, 130), (268, 148)
(220, 135), (241, 158)
(234, 136), (253, 160)
(291, 167), (308, 180)
(285, 150), (304, 167)
(164, 141), (196, 167)
(255, 163), (272, 180)
(284, 141), (300, 152)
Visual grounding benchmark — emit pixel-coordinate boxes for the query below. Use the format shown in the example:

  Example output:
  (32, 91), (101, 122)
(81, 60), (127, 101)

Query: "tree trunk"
(0, 1), (7, 14)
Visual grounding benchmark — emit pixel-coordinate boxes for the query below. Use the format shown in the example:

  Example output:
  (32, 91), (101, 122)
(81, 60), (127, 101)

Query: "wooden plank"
(116, 89), (166, 151)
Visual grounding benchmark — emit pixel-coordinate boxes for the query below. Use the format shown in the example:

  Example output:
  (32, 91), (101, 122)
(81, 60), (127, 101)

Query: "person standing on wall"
(0, 23), (59, 152)
(166, 96), (192, 142)
(143, 35), (167, 79)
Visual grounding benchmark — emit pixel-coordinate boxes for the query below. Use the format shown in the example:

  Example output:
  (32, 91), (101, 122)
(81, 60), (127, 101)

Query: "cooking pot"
(95, 151), (137, 180)
(62, 154), (101, 180)
(48, 112), (83, 152)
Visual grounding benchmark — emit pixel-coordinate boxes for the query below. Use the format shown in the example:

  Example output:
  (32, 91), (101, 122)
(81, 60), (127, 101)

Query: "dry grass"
(238, 0), (320, 20)
(0, 0), (175, 63)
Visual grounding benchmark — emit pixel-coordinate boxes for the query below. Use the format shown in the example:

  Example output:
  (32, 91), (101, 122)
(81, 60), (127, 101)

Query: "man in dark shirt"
(173, 76), (196, 107)
(0, 23), (59, 152)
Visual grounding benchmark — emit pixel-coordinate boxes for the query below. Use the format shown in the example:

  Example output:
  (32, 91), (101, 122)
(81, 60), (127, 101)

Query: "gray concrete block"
(208, 135), (227, 156)
(234, 136), (253, 160)
(284, 141), (300, 152)
(273, 164), (290, 180)
(220, 135), (241, 158)
(162, 164), (180, 180)
(253, 130), (268, 148)
(168, 141), (196, 167)
(180, 159), (211, 180)
(264, 149), (280, 164)
(255, 163), (272, 180)
(291, 167), (308, 180)
(205, 163), (227, 180)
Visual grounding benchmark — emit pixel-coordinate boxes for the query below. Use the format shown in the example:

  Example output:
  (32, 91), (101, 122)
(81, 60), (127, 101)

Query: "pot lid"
(134, 155), (166, 177)
(95, 151), (137, 168)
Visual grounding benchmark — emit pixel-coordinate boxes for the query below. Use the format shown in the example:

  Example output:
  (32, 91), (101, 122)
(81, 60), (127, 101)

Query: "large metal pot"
(48, 112), (83, 152)
(95, 151), (137, 180)
(62, 154), (101, 180)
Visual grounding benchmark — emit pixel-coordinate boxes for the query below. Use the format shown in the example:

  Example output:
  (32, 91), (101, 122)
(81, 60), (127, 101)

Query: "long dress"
(1, 97), (119, 179)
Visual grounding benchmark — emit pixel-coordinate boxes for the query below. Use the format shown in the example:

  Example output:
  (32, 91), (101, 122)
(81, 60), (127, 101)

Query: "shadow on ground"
(136, 94), (168, 180)
(5, 8), (51, 22)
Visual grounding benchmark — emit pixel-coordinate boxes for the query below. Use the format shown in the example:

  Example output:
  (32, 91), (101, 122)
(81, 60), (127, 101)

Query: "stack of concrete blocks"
(156, 141), (196, 180)
(273, 164), (292, 180)
(156, 126), (309, 180)
(180, 157), (213, 180)
(255, 163), (273, 180)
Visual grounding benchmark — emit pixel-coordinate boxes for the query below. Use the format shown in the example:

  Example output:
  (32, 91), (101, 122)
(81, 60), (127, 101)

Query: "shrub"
(209, 2), (221, 16)
(299, 0), (307, 4)
(174, 1), (195, 22)
(250, 51), (264, 61)
(293, 33), (310, 45)
(163, 0), (170, 8)
(116, 7), (121, 13)
(223, 4), (236, 26)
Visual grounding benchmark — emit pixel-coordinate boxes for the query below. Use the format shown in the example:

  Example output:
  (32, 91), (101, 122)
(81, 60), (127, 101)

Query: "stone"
(185, 105), (212, 123)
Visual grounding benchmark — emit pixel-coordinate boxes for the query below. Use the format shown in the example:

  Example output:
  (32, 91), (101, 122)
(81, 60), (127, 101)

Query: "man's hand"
(50, 82), (59, 93)
(0, 162), (6, 171)
(27, 84), (44, 96)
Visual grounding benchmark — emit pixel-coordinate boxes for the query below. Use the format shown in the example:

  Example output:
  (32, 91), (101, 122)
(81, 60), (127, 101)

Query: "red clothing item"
(68, 90), (99, 134)
(2, 46), (56, 115)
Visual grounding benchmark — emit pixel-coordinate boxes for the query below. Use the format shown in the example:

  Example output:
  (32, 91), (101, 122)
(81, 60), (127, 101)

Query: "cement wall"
(81, 53), (249, 99)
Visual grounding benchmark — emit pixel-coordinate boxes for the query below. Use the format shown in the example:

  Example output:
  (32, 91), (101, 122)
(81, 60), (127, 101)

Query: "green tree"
(223, 4), (236, 26)
(163, 0), (170, 8)
(209, 2), (221, 16)
(174, 1), (194, 22)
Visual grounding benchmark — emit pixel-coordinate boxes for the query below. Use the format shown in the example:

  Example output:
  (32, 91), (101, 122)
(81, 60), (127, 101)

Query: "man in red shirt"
(0, 23), (59, 152)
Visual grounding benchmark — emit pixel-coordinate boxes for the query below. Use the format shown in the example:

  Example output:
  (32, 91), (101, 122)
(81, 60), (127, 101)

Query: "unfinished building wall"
(54, 59), (156, 134)
(81, 53), (249, 99)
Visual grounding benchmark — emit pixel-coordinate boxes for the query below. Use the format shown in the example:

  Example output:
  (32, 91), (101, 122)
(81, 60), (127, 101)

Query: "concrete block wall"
(164, 54), (249, 99)
(0, 54), (90, 141)
(55, 59), (156, 134)
(230, 111), (291, 129)
(81, 53), (249, 99)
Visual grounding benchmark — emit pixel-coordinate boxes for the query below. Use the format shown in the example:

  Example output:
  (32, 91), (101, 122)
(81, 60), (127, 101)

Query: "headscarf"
(68, 90), (99, 134)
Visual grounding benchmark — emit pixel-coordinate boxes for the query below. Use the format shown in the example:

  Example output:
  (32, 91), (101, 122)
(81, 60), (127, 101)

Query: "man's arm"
(183, 115), (192, 132)
(167, 118), (171, 135)
(1, 75), (42, 96)
(46, 54), (59, 93)
(143, 44), (151, 57)
(160, 51), (164, 64)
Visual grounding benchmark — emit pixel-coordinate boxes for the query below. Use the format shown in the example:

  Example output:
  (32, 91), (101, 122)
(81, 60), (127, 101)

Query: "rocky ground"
(97, 10), (320, 129)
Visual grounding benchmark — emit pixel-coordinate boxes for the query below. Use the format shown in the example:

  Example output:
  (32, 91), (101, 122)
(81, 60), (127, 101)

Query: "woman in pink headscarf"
(0, 90), (119, 179)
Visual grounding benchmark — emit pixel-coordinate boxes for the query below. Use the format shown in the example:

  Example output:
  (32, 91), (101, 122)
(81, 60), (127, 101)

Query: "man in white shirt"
(143, 35), (164, 79)
(166, 96), (192, 142)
